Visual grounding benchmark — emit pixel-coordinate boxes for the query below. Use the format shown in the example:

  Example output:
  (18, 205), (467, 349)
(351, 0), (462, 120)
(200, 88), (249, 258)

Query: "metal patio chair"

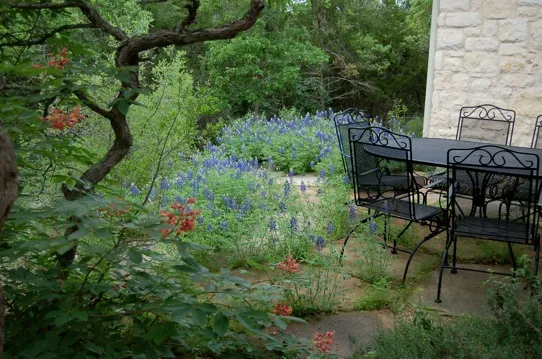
(531, 115), (542, 149)
(344, 126), (446, 283)
(333, 108), (371, 182)
(427, 104), (517, 203)
(436, 145), (541, 303)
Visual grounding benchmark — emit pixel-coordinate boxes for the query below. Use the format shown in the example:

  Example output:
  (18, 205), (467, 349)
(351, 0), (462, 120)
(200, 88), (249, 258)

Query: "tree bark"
(0, 125), (20, 359)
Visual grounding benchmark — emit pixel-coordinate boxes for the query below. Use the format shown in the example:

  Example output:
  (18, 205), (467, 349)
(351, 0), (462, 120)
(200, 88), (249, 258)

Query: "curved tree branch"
(0, 23), (96, 48)
(7, 1), (128, 41)
(174, 0), (200, 32)
(116, 0), (265, 67)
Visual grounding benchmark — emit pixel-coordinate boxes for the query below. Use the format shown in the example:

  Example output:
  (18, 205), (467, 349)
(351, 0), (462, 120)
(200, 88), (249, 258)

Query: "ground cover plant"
(354, 265), (542, 359)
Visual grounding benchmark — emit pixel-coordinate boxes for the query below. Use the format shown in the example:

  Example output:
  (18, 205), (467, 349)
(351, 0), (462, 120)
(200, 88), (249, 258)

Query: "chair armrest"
(424, 178), (448, 189)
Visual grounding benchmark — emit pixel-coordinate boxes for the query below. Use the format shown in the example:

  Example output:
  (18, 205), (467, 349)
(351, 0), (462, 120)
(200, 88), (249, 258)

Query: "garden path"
(249, 173), (527, 357)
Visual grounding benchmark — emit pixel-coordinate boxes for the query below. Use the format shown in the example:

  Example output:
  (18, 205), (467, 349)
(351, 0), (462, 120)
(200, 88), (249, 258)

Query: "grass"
(354, 284), (410, 314)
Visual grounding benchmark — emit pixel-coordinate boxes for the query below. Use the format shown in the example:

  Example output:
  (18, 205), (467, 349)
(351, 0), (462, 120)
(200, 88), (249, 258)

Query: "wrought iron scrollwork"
(349, 126), (411, 150)
(456, 104), (516, 146)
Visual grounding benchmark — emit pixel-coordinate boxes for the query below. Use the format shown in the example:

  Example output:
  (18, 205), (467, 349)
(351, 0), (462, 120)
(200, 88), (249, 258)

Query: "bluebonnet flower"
(206, 202), (214, 210)
(369, 220), (377, 234)
(283, 180), (291, 197)
(161, 178), (170, 190)
(310, 161), (315, 169)
(319, 169), (326, 179)
(343, 176), (351, 185)
(197, 216), (204, 225)
(292, 151), (297, 160)
(326, 222), (335, 234)
(316, 236), (325, 251)
(268, 178), (274, 186)
(179, 152), (186, 161)
(278, 147), (285, 155)
(203, 187), (214, 201)
(129, 184), (139, 196)
(317, 188), (323, 195)
(176, 177), (184, 188)
(221, 221), (228, 231)
(288, 168), (294, 178)
(248, 182), (255, 192)
(329, 163), (335, 174)
(300, 181), (307, 194)
(223, 196), (231, 208)
(149, 187), (156, 200)
(261, 190), (267, 198)
(275, 193), (280, 201)
(349, 204), (357, 220)
(160, 196), (170, 208)
(309, 234), (316, 242)
(383, 200), (390, 213)
(290, 217), (298, 231)
(206, 224), (213, 232)
(269, 220), (277, 231)
(187, 171), (193, 181)
(279, 202), (287, 213)
(167, 159), (173, 167)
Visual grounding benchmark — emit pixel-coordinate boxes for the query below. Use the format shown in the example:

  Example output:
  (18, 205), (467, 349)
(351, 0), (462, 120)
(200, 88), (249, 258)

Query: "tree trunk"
(0, 125), (20, 359)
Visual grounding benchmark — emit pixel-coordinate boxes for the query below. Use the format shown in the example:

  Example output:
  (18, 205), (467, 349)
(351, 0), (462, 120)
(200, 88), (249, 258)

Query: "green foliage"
(271, 250), (345, 316)
(353, 232), (391, 284)
(204, 23), (328, 115)
(356, 259), (542, 359)
(2, 196), (310, 358)
(83, 51), (201, 187)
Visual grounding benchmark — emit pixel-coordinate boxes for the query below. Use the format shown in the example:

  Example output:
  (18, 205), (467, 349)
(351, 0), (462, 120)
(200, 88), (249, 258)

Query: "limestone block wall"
(427, 0), (542, 147)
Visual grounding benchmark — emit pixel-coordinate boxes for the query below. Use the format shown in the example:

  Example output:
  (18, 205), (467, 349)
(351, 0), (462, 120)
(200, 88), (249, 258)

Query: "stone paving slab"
(287, 311), (393, 358)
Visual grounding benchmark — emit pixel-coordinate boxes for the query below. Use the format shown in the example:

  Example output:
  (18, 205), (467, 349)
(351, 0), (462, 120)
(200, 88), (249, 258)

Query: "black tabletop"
(365, 137), (542, 177)
(410, 138), (542, 168)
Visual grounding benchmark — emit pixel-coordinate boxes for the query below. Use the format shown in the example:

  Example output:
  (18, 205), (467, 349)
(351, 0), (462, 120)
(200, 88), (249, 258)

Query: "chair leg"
(392, 221), (413, 255)
(436, 235), (454, 303)
(451, 236), (458, 274)
(401, 229), (443, 284)
(507, 242), (517, 271)
(383, 215), (389, 250)
(340, 214), (377, 262)
(534, 234), (540, 276)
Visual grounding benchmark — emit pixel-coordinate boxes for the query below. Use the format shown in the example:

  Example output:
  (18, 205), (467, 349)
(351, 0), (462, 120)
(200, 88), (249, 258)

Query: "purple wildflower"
(300, 181), (307, 194)
(316, 236), (325, 251)
(369, 220), (377, 234)
(129, 184), (139, 196)
(326, 222), (335, 234)
(319, 169), (326, 179)
(269, 220), (277, 231)
(349, 204), (356, 220)
(290, 217), (298, 231)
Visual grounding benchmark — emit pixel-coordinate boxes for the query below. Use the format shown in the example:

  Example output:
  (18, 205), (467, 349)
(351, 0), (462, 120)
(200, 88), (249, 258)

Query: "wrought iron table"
(380, 137), (542, 176)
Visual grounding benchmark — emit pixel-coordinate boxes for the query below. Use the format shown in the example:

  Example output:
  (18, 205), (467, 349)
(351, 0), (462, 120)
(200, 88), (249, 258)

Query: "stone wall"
(428, 0), (542, 147)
